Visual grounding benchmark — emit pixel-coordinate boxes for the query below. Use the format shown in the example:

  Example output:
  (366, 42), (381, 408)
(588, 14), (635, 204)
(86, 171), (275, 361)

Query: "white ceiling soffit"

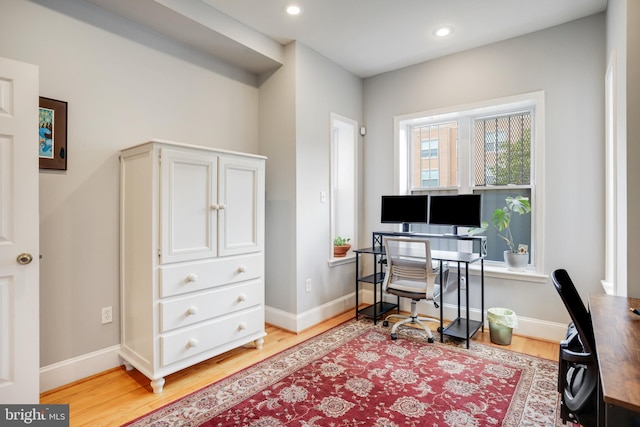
(83, 0), (284, 75)
(85, 0), (607, 78)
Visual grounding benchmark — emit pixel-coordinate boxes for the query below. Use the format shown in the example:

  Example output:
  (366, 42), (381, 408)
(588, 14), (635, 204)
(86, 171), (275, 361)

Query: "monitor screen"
(428, 194), (482, 227)
(380, 195), (429, 224)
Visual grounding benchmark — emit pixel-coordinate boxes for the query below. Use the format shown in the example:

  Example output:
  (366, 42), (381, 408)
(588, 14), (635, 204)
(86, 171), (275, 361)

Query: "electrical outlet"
(460, 276), (467, 290)
(101, 306), (113, 324)
(305, 278), (311, 293)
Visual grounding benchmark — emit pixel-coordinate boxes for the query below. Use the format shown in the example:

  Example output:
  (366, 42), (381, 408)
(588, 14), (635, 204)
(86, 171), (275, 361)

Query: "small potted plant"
(471, 195), (531, 271)
(333, 236), (351, 258)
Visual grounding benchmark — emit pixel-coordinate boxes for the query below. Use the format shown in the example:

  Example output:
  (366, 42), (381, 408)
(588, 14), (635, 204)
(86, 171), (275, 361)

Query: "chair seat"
(386, 283), (441, 300)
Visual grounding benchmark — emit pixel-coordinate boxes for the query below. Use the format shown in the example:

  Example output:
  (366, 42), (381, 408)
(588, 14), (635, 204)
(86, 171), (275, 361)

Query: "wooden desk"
(589, 293), (640, 426)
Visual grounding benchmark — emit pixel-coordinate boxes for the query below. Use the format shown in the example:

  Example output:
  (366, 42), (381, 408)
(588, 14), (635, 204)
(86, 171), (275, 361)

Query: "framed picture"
(39, 97), (67, 170)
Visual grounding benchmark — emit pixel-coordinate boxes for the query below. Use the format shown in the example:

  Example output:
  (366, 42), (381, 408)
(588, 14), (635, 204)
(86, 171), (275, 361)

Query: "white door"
(218, 156), (264, 257)
(160, 148), (217, 264)
(0, 57), (40, 403)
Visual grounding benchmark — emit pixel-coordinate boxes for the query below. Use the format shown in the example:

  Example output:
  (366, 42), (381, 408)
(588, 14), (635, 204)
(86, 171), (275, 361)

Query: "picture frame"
(39, 97), (67, 170)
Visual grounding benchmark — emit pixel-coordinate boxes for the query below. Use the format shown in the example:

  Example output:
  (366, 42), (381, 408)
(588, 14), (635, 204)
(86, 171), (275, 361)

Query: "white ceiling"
(85, 0), (607, 78)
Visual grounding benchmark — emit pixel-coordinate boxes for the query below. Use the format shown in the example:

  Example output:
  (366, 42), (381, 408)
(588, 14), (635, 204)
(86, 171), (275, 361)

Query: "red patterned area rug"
(124, 320), (563, 426)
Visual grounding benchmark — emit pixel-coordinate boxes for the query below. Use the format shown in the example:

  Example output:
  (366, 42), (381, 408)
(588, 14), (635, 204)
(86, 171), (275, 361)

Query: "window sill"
(328, 254), (356, 268)
(601, 280), (614, 295)
(451, 262), (548, 284)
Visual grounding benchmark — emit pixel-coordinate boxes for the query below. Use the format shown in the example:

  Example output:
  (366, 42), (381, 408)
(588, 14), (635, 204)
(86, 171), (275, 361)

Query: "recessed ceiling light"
(434, 26), (453, 38)
(286, 5), (302, 15)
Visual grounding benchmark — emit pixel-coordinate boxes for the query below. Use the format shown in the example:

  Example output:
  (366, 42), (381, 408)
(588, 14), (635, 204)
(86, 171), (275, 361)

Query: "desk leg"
(373, 254), (378, 324)
(465, 262), (470, 349)
(355, 253), (360, 320)
(481, 259), (484, 332)
(439, 260), (444, 343)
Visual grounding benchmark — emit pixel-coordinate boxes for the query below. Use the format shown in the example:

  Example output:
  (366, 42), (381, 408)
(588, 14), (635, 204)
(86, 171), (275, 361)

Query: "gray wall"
(0, 0), (260, 366)
(260, 42), (363, 322)
(294, 43), (363, 314)
(362, 14), (606, 324)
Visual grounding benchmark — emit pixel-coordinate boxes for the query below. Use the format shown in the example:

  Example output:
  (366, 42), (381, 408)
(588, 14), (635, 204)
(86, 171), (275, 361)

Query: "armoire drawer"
(159, 253), (262, 298)
(159, 279), (262, 333)
(160, 306), (264, 367)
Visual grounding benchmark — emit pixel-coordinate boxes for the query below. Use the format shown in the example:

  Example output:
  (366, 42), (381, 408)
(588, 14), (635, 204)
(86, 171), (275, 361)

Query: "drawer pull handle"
(238, 322), (247, 331)
(186, 273), (198, 283)
(238, 265), (247, 273)
(187, 306), (198, 315)
(188, 338), (199, 348)
(238, 294), (247, 302)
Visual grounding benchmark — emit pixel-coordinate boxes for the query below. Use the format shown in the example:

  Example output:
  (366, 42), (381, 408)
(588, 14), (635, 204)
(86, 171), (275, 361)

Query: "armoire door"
(218, 156), (264, 257)
(160, 149), (217, 264)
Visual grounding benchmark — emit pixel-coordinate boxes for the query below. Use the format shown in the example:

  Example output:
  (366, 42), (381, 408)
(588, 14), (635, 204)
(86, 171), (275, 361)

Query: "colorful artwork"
(39, 107), (54, 159)
(38, 97), (67, 170)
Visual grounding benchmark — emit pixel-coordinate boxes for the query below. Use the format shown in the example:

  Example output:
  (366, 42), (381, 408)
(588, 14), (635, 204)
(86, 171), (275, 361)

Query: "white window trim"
(393, 91), (546, 277)
(328, 112), (358, 266)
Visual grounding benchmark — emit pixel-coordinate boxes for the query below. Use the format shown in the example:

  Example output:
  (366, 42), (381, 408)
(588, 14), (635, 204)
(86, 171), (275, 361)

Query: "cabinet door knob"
(238, 322), (247, 331)
(238, 294), (247, 302)
(237, 265), (247, 273)
(188, 338), (199, 348)
(218, 203), (226, 210)
(186, 273), (198, 283)
(211, 204), (219, 210)
(187, 306), (198, 315)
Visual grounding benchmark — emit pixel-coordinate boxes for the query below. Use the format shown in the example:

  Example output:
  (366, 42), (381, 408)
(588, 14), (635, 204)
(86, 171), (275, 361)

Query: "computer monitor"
(380, 195), (429, 225)
(428, 194), (482, 230)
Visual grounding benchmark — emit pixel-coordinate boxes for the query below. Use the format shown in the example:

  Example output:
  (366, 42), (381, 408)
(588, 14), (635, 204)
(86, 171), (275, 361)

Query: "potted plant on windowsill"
(470, 195), (531, 271)
(333, 236), (351, 258)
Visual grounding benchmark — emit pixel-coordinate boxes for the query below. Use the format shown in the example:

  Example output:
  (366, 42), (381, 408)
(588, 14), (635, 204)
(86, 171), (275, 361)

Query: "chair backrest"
(383, 237), (437, 299)
(551, 269), (595, 354)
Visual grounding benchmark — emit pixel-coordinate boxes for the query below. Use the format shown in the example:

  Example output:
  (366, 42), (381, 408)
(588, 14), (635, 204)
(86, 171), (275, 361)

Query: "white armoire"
(119, 140), (266, 393)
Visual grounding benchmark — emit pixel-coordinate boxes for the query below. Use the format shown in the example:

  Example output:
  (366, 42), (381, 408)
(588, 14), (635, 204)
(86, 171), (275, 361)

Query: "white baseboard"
(41, 291), (566, 392)
(40, 345), (122, 393)
(378, 291), (567, 342)
(265, 293), (357, 333)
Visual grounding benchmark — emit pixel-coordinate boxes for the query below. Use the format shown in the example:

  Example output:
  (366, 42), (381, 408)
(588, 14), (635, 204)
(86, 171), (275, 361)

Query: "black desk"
(354, 233), (485, 348)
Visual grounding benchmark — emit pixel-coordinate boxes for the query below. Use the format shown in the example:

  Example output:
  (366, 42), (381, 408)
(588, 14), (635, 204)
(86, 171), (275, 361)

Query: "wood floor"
(40, 311), (560, 427)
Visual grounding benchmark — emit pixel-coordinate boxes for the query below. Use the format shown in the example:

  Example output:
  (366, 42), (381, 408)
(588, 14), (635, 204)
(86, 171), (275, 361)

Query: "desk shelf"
(357, 302), (398, 320)
(354, 246), (397, 323)
(357, 272), (385, 284)
(442, 317), (483, 340)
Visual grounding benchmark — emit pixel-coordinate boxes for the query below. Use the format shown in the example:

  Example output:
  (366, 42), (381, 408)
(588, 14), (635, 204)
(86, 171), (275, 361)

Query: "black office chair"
(551, 269), (598, 427)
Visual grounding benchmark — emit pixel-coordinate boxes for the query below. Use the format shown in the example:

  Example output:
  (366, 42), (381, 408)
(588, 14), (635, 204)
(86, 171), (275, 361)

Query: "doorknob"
(16, 253), (33, 265)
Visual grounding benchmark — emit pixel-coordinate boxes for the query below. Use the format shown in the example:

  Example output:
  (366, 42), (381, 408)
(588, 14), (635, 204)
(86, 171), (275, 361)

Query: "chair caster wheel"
(391, 333), (397, 340)
(437, 326), (443, 333)
(428, 337), (434, 343)
(383, 321), (389, 327)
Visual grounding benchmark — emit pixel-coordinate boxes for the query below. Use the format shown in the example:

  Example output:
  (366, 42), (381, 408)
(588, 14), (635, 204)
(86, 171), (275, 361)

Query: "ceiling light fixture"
(434, 26), (453, 38)
(286, 5), (302, 15)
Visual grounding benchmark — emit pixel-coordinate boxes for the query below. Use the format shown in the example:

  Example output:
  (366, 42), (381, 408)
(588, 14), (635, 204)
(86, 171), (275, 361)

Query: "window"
(421, 139), (439, 158)
(330, 113), (358, 262)
(421, 169), (439, 187)
(411, 121), (457, 189)
(395, 92), (544, 272)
